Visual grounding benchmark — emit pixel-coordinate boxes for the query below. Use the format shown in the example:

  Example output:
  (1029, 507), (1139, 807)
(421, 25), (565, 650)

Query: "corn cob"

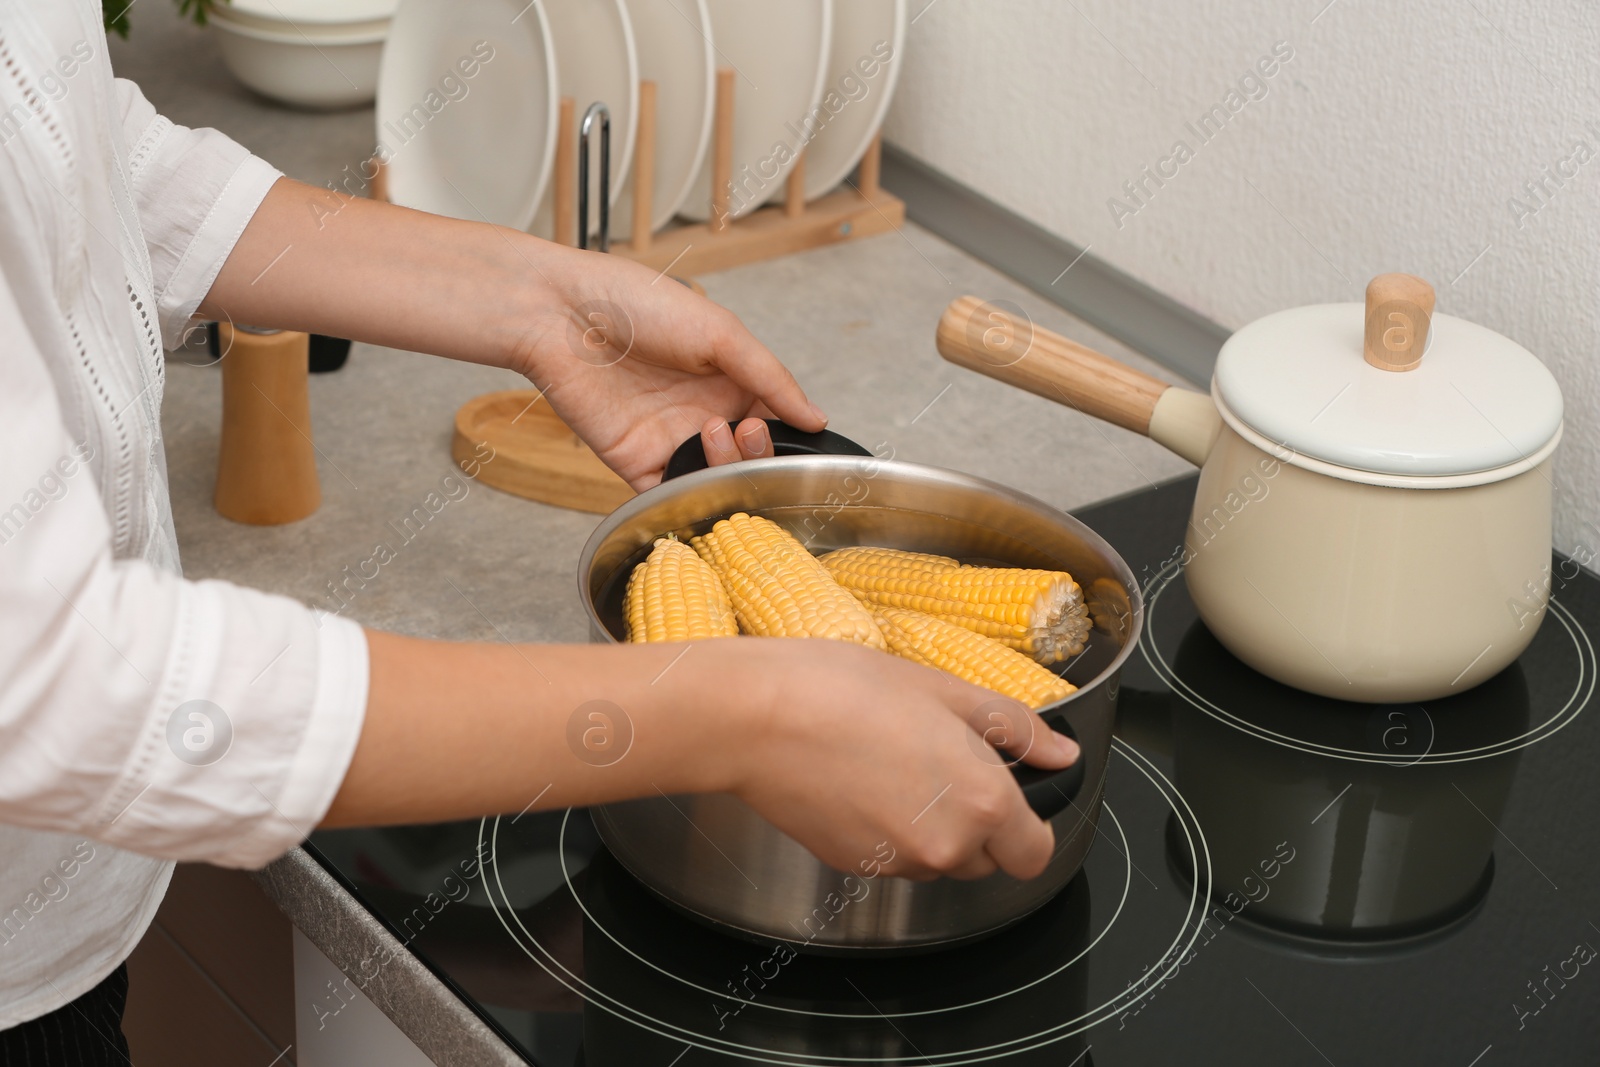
(874, 608), (1076, 708)
(624, 536), (739, 643)
(692, 513), (886, 648)
(820, 546), (1091, 663)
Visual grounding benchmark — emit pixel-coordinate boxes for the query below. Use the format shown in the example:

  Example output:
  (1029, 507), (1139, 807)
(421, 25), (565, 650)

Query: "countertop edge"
(250, 848), (524, 1067)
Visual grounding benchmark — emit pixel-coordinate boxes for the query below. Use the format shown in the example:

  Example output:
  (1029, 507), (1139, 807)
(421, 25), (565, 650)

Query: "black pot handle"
(1010, 716), (1087, 821)
(662, 419), (871, 482)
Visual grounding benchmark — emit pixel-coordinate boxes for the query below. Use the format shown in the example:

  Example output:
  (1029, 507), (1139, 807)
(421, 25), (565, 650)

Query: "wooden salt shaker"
(213, 324), (321, 524)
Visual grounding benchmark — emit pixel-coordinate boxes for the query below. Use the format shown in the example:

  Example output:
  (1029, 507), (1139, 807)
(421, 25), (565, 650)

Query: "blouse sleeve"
(112, 77), (284, 349)
(0, 274), (370, 866)
(0, 68), (372, 865)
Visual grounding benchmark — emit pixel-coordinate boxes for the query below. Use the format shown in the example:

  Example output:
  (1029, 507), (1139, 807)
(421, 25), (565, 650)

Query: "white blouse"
(0, 0), (368, 1028)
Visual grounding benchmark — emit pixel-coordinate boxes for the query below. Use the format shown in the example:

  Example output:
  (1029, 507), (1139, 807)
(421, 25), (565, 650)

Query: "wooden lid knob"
(1364, 273), (1435, 372)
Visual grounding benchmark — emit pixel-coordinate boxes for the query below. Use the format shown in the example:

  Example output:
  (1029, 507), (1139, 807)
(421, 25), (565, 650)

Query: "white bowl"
(216, 0), (395, 31)
(213, 17), (387, 110)
(211, 6), (392, 39)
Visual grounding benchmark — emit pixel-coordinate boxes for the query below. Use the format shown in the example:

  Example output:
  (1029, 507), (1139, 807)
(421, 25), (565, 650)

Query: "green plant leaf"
(174, 0), (224, 27)
(104, 0), (228, 36)
(101, 0), (133, 37)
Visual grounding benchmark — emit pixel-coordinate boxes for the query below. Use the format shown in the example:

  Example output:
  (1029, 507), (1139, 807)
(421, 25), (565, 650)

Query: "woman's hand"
(337, 633), (1077, 888)
(507, 248), (828, 490)
(706, 639), (1081, 882)
(202, 182), (825, 490)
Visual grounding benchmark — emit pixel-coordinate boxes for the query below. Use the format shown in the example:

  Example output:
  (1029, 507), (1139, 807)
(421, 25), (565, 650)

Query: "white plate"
(799, 0), (904, 199)
(529, 0), (639, 241)
(377, 0), (557, 231)
(610, 0), (716, 237)
(678, 0), (831, 223)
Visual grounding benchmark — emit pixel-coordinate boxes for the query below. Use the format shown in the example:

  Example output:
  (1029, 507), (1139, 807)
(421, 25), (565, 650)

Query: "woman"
(0, 1), (1077, 1058)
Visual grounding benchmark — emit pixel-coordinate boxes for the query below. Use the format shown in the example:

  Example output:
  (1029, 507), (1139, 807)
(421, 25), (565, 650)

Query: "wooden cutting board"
(452, 390), (634, 514)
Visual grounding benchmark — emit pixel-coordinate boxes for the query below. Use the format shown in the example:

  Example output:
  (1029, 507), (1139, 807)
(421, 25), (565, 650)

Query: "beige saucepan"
(938, 274), (1564, 703)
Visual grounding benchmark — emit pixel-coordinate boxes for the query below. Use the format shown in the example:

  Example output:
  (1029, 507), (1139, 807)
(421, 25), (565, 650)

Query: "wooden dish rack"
(606, 70), (904, 273)
(373, 69), (905, 270)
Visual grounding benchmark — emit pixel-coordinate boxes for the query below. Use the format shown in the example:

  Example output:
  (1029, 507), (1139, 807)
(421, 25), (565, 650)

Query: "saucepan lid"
(1213, 273), (1563, 484)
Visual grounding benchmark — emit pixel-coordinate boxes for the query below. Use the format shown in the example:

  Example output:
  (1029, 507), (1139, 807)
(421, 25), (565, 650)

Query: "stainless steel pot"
(576, 427), (1145, 951)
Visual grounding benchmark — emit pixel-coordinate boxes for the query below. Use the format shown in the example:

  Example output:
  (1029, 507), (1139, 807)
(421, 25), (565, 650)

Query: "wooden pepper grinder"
(214, 323), (321, 524)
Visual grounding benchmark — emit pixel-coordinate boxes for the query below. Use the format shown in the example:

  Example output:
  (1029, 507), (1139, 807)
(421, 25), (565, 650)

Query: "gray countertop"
(113, 7), (1192, 1064)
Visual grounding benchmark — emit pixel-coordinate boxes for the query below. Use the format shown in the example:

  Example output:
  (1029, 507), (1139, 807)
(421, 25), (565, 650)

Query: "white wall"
(885, 0), (1600, 558)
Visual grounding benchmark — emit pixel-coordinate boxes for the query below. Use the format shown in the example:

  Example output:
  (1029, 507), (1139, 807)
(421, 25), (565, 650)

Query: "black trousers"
(0, 966), (130, 1066)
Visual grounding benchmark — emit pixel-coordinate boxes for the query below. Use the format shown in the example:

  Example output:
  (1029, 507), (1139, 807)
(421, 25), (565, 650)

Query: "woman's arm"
(329, 632), (1078, 882)
(198, 178), (824, 487)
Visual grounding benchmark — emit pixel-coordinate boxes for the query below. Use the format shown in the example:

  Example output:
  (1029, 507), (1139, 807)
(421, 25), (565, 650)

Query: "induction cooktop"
(308, 473), (1600, 1065)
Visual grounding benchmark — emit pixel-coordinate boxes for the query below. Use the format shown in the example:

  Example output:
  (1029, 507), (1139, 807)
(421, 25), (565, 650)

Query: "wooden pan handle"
(936, 294), (1172, 435)
(1363, 273), (1434, 372)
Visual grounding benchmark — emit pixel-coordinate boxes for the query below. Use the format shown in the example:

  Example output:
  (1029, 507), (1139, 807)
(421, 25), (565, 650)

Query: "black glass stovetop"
(308, 474), (1600, 1065)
